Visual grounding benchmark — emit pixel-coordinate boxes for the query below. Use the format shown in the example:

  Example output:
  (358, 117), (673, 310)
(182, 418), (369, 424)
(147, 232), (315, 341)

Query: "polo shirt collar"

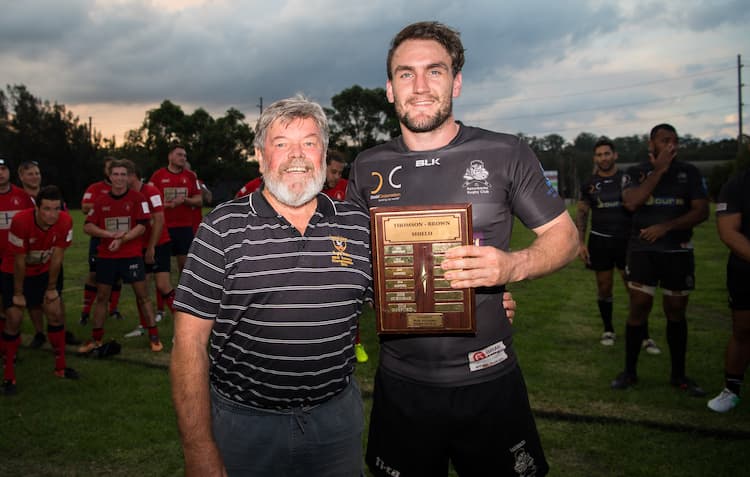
(250, 190), (338, 219)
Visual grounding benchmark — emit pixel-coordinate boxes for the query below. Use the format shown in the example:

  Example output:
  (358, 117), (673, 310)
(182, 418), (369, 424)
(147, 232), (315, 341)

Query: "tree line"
(1, 84), (747, 206)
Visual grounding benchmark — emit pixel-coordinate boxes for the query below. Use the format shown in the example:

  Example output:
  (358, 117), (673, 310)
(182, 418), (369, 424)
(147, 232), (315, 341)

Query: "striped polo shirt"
(174, 191), (373, 409)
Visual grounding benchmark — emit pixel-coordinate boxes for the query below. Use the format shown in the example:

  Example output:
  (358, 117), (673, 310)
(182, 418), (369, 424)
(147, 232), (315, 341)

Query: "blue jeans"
(211, 377), (364, 477)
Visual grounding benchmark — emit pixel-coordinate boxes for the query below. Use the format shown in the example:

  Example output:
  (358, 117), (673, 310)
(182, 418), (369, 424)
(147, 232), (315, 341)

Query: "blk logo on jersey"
(415, 157), (440, 168)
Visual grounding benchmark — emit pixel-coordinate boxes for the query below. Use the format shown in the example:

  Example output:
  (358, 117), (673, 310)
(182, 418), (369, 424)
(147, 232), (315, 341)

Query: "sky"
(1, 0), (748, 145)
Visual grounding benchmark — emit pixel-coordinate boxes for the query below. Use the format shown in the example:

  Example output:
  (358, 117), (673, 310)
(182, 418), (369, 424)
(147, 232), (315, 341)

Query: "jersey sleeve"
(56, 212), (74, 248)
(145, 186), (165, 214)
(81, 184), (97, 206)
(7, 213), (29, 255)
(345, 159), (368, 211)
(717, 173), (742, 216)
(508, 140), (566, 229)
(687, 165), (708, 201)
(173, 214), (226, 320)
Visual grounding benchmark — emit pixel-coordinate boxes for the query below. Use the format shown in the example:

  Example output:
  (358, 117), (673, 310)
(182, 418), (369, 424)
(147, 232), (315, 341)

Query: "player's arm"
(83, 222), (122, 239)
(441, 210), (578, 288)
(638, 198), (709, 243)
(575, 200), (591, 263)
(622, 147), (675, 212)
(717, 212), (750, 263)
(184, 193), (203, 208)
(12, 252), (27, 308)
(145, 211), (164, 263)
(45, 247), (65, 303)
(170, 311), (227, 477)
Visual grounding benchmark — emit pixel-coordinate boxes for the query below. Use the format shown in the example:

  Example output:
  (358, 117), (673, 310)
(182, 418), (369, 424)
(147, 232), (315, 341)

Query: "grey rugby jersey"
(174, 192), (373, 409)
(347, 123), (566, 387)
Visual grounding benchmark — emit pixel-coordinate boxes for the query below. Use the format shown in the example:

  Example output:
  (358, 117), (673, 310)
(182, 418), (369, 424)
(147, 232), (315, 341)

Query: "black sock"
(725, 373), (744, 396)
(597, 297), (614, 332)
(666, 319), (688, 379)
(625, 323), (646, 376)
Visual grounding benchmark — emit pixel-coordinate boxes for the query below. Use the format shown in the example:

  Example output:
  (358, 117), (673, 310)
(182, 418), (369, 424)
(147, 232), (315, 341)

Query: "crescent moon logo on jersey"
(370, 166), (402, 195)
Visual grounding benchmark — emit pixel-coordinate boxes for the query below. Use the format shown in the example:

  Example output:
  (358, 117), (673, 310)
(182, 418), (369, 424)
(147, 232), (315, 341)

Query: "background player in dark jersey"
(348, 21), (578, 477)
(611, 124), (709, 396)
(1, 186), (77, 395)
(709, 144), (750, 412)
(577, 138), (660, 353)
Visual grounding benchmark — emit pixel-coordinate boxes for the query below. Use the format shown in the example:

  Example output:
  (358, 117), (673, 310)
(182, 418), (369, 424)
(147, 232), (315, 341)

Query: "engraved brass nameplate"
(370, 204), (475, 334)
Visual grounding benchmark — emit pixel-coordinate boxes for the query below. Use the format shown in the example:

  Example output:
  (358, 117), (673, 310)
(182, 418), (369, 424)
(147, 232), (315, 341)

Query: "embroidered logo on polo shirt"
(331, 236), (353, 266)
(462, 160), (491, 195)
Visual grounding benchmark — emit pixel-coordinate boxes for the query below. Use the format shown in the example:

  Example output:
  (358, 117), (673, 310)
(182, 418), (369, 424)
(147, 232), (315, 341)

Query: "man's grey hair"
(253, 95), (329, 152)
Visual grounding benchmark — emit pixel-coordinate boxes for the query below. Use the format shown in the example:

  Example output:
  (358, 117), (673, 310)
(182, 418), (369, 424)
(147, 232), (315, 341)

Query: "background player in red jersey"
(235, 176), (263, 199)
(80, 160), (163, 354)
(80, 158), (124, 325)
(149, 144), (203, 272)
(0, 157), (35, 336)
(322, 151), (348, 201)
(1, 186), (77, 395)
(123, 160), (177, 337)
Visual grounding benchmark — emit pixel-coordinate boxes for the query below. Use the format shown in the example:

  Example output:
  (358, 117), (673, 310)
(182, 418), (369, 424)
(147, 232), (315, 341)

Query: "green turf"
(1, 207), (747, 476)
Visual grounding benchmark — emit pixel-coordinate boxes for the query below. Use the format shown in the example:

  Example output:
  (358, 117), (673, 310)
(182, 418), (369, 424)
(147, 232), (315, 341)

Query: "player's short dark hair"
(36, 185), (62, 205)
(593, 137), (615, 153)
(650, 123), (677, 140)
(109, 159), (135, 174)
(168, 142), (185, 154)
(387, 21), (465, 80)
(326, 149), (348, 166)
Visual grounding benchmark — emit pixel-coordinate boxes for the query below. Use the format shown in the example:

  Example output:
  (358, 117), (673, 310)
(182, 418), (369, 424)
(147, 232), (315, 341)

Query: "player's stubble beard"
(395, 94), (454, 133)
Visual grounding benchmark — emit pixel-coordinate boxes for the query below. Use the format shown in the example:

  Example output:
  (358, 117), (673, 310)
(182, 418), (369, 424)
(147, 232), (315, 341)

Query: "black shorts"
(626, 249), (695, 292)
(95, 257), (146, 285)
(88, 237), (100, 273)
(1, 272), (48, 309)
(727, 260), (750, 310)
(366, 367), (548, 477)
(168, 226), (194, 256)
(57, 266), (64, 292)
(587, 233), (627, 272)
(144, 243), (172, 274)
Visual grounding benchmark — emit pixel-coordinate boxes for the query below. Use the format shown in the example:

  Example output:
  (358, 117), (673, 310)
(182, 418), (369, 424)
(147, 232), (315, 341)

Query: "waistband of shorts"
(476, 285), (506, 295)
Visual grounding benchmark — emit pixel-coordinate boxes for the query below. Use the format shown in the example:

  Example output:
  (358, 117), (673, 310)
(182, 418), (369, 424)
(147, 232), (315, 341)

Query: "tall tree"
(326, 85), (399, 158)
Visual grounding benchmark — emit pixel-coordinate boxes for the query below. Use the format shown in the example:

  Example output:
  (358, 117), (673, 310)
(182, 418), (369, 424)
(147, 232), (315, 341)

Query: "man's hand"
(108, 238), (123, 252)
(145, 246), (156, 265)
(12, 294), (26, 309)
(502, 291), (516, 324)
(639, 223), (669, 243)
(442, 245), (512, 289)
(578, 243), (590, 265)
(44, 289), (60, 304)
(648, 143), (676, 174)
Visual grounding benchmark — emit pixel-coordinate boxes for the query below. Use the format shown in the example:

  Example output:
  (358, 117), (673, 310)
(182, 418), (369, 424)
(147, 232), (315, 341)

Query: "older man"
(170, 96), (373, 477)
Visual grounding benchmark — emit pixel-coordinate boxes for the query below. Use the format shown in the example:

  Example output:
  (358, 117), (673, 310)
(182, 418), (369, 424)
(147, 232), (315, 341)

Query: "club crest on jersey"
(331, 236), (353, 267)
(462, 160), (491, 195)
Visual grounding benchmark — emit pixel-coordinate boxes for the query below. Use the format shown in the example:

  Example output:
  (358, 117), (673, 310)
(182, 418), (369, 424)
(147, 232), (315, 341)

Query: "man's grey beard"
(264, 165), (326, 208)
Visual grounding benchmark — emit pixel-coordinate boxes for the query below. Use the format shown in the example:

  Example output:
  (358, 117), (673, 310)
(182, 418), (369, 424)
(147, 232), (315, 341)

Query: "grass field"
(1, 206), (748, 476)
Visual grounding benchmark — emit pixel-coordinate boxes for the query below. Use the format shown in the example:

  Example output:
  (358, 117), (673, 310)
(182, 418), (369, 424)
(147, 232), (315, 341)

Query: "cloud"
(1, 1), (745, 142)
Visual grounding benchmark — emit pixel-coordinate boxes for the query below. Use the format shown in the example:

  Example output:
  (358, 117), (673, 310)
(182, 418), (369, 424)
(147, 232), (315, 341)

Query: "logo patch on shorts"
(510, 440), (538, 476)
(468, 340), (507, 372)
